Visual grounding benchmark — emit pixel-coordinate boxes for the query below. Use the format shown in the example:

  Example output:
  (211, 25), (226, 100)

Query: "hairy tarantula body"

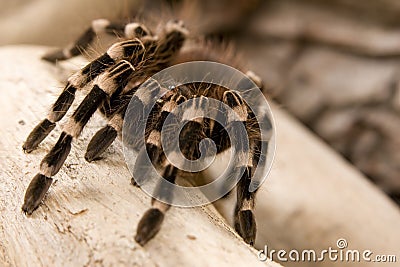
(21, 18), (268, 246)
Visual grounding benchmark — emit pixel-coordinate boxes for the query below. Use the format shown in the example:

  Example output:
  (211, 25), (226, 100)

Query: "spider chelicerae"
(21, 18), (270, 246)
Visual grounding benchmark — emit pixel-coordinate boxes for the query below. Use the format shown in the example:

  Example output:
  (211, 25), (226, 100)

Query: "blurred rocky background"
(0, 0), (398, 203)
(231, 0), (400, 204)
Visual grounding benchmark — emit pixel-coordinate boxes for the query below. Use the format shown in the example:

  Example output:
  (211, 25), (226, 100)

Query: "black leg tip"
(135, 208), (164, 246)
(22, 138), (38, 153)
(131, 177), (145, 188)
(22, 143), (34, 154)
(21, 203), (36, 215)
(237, 210), (256, 246)
(23, 119), (56, 153)
(131, 177), (138, 187)
(22, 174), (53, 215)
(85, 125), (117, 162)
(134, 234), (147, 246)
(84, 153), (98, 163)
(42, 50), (67, 63)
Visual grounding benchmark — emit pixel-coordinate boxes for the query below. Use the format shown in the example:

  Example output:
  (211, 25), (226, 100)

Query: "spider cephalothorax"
(22, 18), (269, 246)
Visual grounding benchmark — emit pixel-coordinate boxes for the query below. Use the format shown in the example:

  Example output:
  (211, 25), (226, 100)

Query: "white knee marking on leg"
(227, 105), (247, 123)
(136, 89), (152, 104)
(209, 119), (215, 133)
(109, 114), (123, 132)
(107, 43), (125, 59)
(161, 101), (177, 112)
(62, 47), (72, 58)
(63, 121), (82, 138)
(95, 73), (116, 95)
(135, 79), (164, 104)
(246, 70), (262, 88)
(248, 150), (254, 167)
(92, 19), (110, 33)
(108, 39), (145, 60)
(153, 200), (169, 213)
(165, 20), (189, 36)
(39, 163), (53, 177)
(147, 130), (161, 147)
(136, 84), (161, 104)
(236, 151), (249, 165)
(125, 22), (140, 38)
(47, 114), (56, 123)
(241, 199), (254, 211)
(68, 72), (84, 88)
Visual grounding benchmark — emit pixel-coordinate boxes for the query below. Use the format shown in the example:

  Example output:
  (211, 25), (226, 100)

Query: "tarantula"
(21, 19), (269, 246)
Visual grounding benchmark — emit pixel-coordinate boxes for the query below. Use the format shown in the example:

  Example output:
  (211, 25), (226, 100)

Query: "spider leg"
(233, 132), (271, 246)
(22, 60), (135, 215)
(131, 92), (187, 186)
(135, 164), (177, 246)
(221, 90), (259, 245)
(244, 71), (263, 92)
(24, 20), (187, 153)
(43, 19), (151, 63)
(234, 102), (272, 245)
(23, 39), (145, 153)
(84, 86), (136, 162)
(84, 107), (123, 162)
(85, 80), (156, 162)
(135, 95), (208, 246)
(234, 165), (257, 245)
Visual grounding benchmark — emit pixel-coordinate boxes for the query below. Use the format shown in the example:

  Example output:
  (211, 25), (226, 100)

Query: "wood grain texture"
(0, 46), (280, 267)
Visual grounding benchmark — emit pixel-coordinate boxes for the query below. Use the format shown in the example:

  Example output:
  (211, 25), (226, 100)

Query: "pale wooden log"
(211, 108), (400, 266)
(0, 46), (281, 267)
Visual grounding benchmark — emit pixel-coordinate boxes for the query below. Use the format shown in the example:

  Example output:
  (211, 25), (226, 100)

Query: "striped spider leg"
(22, 38), (146, 153)
(22, 19), (187, 153)
(129, 82), (265, 245)
(22, 20), (188, 215)
(42, 19), (151, 63)
(22, 59), (135, 214)
(22, 17), (268, 247)
(84, 86), (137, 162)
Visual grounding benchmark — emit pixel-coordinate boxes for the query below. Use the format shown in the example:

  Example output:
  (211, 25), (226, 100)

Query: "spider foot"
(130, 177), (139, 187)
(235, 210), (256, 246)
(135, 208), (164, 246)
(131, 176), (146, 188)
(85, 125), (117, 162)
(22, 174), (53, 215)
(22, 119), (56, 153)
(42, 49), (68, 63)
